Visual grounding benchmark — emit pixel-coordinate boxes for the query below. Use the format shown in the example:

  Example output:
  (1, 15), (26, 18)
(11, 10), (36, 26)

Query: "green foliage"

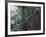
(11, 5), (41, 31)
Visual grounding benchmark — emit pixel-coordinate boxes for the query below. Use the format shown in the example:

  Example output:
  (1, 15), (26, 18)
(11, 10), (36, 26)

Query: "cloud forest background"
(10, 5), (41, 31)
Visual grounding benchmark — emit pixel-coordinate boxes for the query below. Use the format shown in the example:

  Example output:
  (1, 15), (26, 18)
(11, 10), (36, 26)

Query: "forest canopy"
(10, 5), (41, 31)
